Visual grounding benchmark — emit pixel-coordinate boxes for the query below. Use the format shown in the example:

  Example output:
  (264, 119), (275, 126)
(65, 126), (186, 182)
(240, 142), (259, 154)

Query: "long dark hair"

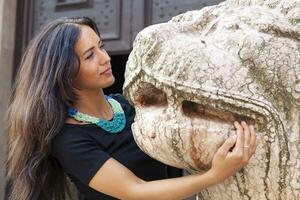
(6, 17), (100, 200)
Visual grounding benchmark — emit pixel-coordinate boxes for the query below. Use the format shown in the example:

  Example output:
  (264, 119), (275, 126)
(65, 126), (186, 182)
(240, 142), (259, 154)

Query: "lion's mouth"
(181, 100), (256, 126)
(134, 82), (265, 130)
(132, 82), (268, 170)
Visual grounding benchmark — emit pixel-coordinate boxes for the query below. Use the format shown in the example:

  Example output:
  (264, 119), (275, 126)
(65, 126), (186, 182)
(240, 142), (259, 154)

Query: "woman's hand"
(207, 121), (258, 184)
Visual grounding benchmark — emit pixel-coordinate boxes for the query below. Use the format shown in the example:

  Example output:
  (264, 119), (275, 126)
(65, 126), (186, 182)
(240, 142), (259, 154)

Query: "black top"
(52, 94), (182, 200)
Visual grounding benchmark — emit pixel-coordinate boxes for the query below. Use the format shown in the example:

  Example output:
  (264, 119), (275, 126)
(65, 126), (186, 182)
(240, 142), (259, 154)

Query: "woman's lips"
(101, 67), (112, 75)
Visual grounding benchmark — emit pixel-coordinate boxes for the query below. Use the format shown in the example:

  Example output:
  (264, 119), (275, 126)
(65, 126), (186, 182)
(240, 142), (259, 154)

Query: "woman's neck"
(73, 89), (113, 120)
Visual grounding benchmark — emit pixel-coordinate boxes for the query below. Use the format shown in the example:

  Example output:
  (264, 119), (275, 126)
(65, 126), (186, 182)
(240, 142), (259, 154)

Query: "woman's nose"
(97, 48), (111, 64)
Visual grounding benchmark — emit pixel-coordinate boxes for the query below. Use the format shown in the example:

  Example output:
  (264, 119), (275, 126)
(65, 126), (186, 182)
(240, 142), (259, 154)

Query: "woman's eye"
(85, 43), (105, 60)
(86, 52), (94, 60)
(99, 43), (105, 49)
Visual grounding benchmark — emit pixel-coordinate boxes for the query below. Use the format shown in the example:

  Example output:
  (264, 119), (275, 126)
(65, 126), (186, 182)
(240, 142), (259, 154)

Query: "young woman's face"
(73, 25), (115, 91)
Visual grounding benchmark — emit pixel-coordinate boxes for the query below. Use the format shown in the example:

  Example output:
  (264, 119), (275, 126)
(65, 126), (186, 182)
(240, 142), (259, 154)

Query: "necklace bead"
(67, 96), (126, 133)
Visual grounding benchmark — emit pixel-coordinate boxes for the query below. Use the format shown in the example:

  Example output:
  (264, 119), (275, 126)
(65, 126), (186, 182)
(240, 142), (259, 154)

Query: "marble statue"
(123, 0), (300, 199)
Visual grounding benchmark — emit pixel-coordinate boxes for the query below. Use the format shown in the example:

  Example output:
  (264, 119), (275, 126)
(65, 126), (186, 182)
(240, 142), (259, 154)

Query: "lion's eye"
(135, 83), (167, 106)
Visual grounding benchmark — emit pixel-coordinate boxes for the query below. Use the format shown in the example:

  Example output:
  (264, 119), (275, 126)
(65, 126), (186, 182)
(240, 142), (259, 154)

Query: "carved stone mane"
(123, 0), (300, 199)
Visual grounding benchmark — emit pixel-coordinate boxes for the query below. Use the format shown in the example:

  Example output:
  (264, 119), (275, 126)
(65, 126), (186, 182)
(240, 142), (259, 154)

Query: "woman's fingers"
(233, 121), (244, 154)
(210, 122), (258, 182)
(241, 121), (251, 159)
(217, 135), (237, 156)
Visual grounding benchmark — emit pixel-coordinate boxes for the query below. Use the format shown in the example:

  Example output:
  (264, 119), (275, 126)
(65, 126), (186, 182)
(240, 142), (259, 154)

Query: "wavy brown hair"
(6, 17), (100, 200)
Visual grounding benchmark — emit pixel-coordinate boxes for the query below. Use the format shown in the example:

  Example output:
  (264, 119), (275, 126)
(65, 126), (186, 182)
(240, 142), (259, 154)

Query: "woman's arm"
(89, 121), (258, 200)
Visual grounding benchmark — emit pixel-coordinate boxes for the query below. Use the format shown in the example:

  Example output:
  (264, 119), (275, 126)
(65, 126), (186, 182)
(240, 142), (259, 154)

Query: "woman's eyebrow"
(82, 46), (94, 57)
(82, 40), (101, 57)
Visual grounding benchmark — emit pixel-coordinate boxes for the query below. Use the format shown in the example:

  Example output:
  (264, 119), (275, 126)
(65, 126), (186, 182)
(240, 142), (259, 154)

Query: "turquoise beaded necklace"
(67, 96), (126, 133)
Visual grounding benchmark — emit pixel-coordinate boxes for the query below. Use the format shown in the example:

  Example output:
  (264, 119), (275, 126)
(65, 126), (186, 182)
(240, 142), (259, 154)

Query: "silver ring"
(244, 145), (250, 148)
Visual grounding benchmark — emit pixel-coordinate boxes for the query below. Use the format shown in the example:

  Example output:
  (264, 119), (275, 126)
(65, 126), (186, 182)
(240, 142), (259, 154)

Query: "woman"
(7, 17), (258, 200)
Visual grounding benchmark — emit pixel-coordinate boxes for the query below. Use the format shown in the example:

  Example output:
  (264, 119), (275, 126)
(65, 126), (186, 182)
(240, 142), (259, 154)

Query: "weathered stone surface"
(123, 0), (300, 199)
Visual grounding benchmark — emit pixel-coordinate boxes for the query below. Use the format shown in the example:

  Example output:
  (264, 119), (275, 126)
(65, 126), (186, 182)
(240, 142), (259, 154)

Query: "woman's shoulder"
(53, 124), (94, 145)
(51, 124), (97, 156)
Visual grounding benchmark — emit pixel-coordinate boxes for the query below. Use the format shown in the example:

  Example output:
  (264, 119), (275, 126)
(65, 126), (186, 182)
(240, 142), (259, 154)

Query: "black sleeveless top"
(52, 94), (182, 200)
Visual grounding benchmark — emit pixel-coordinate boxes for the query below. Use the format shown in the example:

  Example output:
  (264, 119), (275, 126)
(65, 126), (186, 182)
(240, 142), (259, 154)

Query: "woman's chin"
(102, 76), (115, 88)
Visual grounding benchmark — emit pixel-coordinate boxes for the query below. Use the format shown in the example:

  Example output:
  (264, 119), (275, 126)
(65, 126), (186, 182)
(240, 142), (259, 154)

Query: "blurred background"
(0, 0), (224, 198)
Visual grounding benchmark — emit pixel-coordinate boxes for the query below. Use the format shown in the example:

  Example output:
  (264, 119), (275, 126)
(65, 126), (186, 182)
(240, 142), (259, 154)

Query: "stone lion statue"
(123, 0), (300, 199)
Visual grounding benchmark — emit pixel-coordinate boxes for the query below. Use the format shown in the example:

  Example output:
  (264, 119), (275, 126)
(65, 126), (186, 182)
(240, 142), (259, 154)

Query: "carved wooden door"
(16, 0), (224, 56)
(17, 0), (140, 55)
